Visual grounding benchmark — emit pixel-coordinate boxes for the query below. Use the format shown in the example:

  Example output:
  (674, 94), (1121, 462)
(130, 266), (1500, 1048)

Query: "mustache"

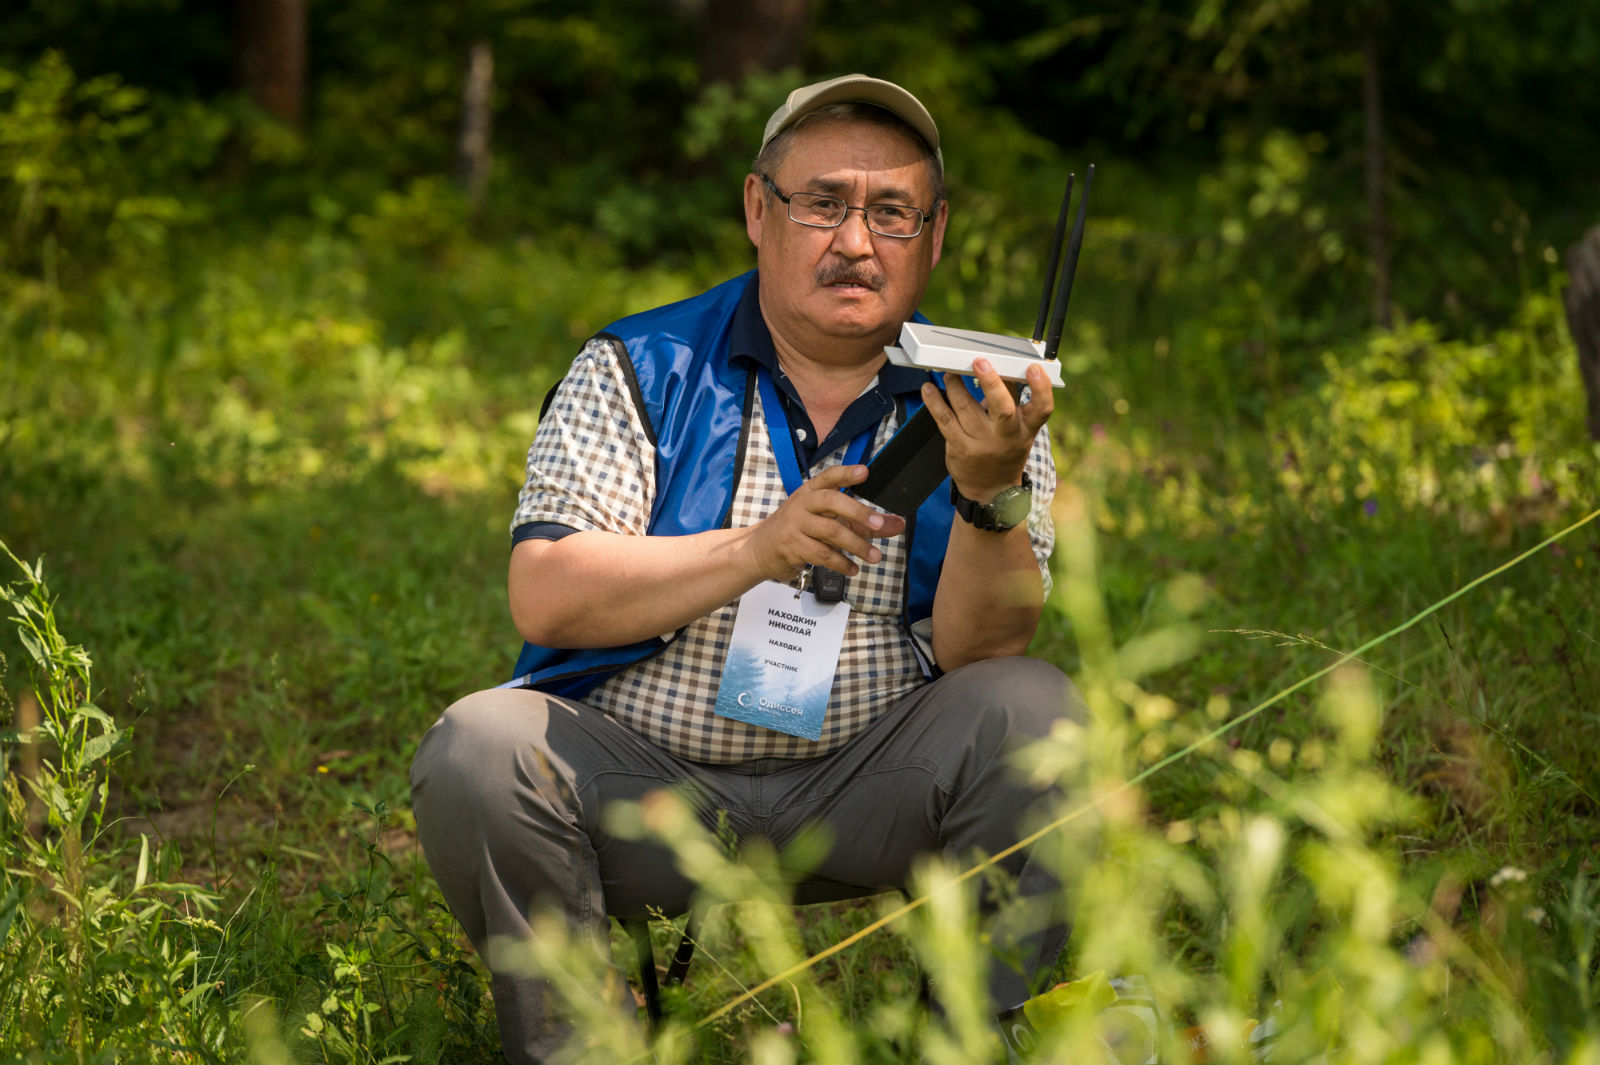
(815, 264), (885, 290)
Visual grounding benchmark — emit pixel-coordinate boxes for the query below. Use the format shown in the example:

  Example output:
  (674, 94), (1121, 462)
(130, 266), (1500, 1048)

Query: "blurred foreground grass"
(1, 181), (1597, 1061)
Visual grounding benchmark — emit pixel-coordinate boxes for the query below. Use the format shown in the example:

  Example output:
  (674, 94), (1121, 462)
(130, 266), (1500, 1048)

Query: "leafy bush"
(0, 50), (226, 283)
(1278, 286), (1590, 524)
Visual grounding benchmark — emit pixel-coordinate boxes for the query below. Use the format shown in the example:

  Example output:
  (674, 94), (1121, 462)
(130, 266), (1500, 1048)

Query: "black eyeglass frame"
(759, 174), (940, 239)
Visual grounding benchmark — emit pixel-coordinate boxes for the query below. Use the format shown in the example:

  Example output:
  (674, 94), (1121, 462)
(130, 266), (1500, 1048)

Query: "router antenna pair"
(1030, 163), (1094, 362)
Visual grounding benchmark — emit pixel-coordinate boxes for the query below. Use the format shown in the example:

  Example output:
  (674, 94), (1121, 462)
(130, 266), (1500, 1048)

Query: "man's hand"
(920, 358), (1053, 501)
(918, 357), (1052, 670)
(746, 464), (907, 582)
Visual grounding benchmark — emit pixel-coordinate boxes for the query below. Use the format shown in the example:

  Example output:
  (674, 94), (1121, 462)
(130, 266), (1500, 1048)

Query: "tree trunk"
(1363, 27), (1392, 330)
(700, 0), (808, 83)
(234, 0), (307, 128)
(458, 39), (495, 218)
(1562, 227), (1600, 442)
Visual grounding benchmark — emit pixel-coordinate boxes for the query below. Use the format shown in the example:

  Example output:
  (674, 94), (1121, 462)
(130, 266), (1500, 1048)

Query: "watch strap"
(951, 473), (1033, 531)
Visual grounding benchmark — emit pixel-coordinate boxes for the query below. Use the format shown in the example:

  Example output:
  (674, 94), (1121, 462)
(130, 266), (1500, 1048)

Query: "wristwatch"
(951, 473), (1033, 532)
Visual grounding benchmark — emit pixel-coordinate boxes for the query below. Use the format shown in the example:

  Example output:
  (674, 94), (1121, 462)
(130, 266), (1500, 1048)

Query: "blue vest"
(508, 271), (957, 697)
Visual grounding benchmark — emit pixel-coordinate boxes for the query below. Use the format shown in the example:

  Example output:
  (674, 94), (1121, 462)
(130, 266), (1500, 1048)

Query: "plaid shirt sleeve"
(511, 337), (654, 538)
(1024, 427), (1057, 598)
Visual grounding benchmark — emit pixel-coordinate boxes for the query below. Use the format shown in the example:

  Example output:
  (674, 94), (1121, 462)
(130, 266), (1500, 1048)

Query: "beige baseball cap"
(760, 74), (941, 164)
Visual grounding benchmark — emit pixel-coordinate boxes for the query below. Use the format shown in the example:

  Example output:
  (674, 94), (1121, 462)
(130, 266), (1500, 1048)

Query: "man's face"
(744, 118), (947, 361)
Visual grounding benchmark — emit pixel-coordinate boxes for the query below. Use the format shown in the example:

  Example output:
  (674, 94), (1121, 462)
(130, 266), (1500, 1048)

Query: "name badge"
(713, 579), (849, 740)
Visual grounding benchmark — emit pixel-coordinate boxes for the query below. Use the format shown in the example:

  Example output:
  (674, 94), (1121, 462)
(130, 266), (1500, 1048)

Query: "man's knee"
(411, 688), (569, 821)
(943, 656), (1085, 743)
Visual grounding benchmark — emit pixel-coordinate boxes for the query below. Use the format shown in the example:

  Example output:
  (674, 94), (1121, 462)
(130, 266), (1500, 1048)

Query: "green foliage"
(0, 50), (226, 283)
(1281, 286), (1587, 517)
(7, 0), (1597, 336)
(0, 547), (498, 1061)
(3, 130), (1595, 1057)
(0, 543), (222, 1059)
(2, 4), (1599, 1060)
(3, 121), (1598, 1061)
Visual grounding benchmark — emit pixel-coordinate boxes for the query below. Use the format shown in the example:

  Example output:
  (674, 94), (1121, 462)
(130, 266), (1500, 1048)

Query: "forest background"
(2, 1), (1599, 1062)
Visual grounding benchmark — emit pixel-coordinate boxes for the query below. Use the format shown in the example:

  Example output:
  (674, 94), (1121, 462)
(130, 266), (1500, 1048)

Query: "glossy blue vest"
(508, 271), (956, 697)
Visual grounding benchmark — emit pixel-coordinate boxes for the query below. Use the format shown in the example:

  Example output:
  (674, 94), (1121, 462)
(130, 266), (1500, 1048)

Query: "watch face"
(991, 486), (1031, 529)
(952, 477), (1033, 530)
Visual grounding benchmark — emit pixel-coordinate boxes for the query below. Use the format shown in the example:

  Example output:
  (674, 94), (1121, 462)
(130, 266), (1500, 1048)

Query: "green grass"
(2, 181), (1598, 1062)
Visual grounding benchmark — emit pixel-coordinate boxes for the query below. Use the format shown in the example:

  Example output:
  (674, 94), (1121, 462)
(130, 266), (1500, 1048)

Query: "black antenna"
(1043, 162), (1094, 362)
(1030, 172), (1075, 344)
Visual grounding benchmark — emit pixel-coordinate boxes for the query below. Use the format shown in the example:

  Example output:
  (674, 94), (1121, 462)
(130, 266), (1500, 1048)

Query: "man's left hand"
(920, 358), (1053, 502)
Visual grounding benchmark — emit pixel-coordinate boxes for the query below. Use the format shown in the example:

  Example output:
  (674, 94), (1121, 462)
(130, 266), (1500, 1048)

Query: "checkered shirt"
(512, 336), (1057, 764)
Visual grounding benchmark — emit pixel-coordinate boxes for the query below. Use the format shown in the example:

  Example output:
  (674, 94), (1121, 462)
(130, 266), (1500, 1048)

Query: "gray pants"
(410, 656), (1087, 1064)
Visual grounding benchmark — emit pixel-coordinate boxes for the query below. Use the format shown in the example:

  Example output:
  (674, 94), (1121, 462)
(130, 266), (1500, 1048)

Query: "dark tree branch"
(1363, 23), (1392, 330)
(458, 39), (495, 218)
(234, 0), (306, 128)
(700, 0), (808, 83)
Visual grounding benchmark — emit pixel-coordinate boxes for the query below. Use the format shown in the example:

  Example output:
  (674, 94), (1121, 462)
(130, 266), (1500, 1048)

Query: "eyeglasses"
(760, 174), (938, 239)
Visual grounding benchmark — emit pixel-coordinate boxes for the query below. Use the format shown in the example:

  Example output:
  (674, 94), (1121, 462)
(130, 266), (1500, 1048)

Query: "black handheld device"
(854, 399), (946, 518)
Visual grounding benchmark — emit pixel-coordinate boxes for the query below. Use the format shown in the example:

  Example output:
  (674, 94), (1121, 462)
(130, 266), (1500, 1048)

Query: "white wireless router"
(885, 164), (1094, 388)
(887, 324), (1066, 386)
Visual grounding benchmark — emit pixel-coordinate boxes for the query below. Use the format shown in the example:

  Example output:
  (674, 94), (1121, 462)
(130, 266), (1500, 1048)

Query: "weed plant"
(0, 546), (500, 1061)
(1, 543), (224, 1057)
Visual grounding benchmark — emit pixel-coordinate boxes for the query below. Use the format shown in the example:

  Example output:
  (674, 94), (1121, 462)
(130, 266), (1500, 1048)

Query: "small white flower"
(1490, 866), (1528, 888)
(1524, 907), (1547, 926)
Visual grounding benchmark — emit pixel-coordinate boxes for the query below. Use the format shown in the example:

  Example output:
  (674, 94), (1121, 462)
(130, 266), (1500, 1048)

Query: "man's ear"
(928, 199), (949, 269)
(744, 173), (767, 249)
